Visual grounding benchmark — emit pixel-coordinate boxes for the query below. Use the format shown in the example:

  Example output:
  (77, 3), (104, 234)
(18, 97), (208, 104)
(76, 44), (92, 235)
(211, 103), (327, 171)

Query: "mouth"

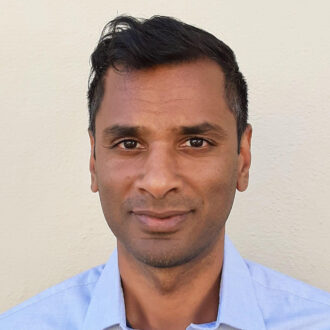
(131, 210), (192, 233)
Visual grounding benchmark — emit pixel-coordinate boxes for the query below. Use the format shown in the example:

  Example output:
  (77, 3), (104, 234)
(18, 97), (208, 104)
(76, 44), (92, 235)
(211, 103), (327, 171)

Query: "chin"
(124, 238), (210, 269)
(135, 251), (197, 268)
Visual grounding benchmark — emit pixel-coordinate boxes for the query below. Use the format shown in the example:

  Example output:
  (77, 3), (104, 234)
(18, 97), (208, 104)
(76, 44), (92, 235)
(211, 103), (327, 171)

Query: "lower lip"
(132, 212), (190, 232)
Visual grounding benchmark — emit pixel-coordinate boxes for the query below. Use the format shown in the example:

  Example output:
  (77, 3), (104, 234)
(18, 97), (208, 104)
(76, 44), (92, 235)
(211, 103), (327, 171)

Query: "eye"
(115, 139), (142, 149)
(183, 137), (210, 148)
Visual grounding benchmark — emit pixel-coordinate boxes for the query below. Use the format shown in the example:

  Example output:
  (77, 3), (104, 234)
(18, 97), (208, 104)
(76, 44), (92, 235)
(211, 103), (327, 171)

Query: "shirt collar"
(214, 235), (266, 330)
(82, 235), (266, 330)
(82, 249), (127, 330)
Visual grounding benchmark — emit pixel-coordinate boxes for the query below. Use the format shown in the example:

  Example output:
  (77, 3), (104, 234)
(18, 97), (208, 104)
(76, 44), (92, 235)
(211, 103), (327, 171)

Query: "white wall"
(0, 0), (329, 312)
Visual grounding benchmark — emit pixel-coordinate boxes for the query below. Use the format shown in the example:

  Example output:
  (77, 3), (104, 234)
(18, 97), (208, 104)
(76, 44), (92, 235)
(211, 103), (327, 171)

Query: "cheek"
(96, 162), (136, 237)
(196, 157), (238, 212)
(96, 156), (136, 189)
(95, 159), (137, 217)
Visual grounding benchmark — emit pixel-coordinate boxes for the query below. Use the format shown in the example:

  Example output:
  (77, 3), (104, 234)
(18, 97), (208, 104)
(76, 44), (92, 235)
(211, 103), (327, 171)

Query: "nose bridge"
(136, 142), (180, 199)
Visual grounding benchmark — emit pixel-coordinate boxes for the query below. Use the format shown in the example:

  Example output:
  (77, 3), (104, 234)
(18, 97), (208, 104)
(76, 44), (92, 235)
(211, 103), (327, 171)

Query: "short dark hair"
(88, 15), (248, 148)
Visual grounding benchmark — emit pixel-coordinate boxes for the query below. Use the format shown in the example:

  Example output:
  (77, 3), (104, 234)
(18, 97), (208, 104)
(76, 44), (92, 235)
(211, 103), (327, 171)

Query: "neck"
(118, 232), (224, 330)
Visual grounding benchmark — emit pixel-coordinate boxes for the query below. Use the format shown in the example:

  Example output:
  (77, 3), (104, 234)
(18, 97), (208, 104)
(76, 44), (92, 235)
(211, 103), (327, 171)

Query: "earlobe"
(236, 124), (252, 192)
(89, 131), (98, 193)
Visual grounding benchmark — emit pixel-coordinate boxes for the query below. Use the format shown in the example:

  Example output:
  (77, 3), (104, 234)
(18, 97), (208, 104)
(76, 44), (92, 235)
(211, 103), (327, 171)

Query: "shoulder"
(245, 259), (330, 329)
(0, 264), (105, 330)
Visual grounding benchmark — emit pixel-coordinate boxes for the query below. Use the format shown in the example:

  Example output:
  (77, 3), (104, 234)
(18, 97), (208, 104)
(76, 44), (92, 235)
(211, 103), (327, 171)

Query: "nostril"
(134, 148), (181, 199)
(137, 180), (179, 200)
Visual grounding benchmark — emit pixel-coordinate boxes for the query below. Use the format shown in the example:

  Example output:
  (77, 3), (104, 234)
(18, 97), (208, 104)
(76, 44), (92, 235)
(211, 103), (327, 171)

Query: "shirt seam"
(251, 278), (330, 308)
(0, 280), (99, 321)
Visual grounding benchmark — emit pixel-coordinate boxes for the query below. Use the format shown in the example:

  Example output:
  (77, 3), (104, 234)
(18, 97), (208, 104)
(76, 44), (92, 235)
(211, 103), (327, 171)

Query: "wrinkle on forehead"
(120, 97), (190, 106)
(96, 59), (235, 138)
(103, 59), (226, 105)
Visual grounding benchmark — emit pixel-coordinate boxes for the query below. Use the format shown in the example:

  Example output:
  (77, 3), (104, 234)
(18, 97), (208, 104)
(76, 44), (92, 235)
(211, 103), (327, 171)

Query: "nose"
(135, 143), (182, 199)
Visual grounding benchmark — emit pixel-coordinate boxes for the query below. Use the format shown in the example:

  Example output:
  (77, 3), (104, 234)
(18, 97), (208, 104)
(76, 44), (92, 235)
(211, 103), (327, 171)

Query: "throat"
(123, 273), (221, 330)
(118, 230), (225, 330)
(119, 248), (223, 330)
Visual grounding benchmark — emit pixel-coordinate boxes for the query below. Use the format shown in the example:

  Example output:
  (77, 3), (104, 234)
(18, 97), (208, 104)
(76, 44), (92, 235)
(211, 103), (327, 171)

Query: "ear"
(237, 124), (252, 192)
(89, 131), (98, 193)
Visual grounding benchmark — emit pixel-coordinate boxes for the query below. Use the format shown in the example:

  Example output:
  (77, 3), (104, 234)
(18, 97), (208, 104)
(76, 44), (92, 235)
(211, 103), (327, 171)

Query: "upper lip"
(132, 210), (190, 219)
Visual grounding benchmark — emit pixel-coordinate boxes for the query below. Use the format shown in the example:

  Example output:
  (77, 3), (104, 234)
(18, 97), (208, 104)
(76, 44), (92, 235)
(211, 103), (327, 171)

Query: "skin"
(89, 59), (252, 330)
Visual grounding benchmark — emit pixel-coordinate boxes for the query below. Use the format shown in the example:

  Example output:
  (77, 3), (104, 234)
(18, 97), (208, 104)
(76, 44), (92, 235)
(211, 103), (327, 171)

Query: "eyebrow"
(102, 122), (227, 140)
(177, 122), (227, 137)
(102, 125), (143, 139)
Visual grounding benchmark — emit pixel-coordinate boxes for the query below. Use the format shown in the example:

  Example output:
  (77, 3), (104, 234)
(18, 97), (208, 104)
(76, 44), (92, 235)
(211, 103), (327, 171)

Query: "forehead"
(96, 59), (235, 135)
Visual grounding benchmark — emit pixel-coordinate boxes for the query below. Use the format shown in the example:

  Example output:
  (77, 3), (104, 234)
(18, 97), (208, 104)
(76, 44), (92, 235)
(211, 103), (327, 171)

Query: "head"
(88, 15), (252, 268)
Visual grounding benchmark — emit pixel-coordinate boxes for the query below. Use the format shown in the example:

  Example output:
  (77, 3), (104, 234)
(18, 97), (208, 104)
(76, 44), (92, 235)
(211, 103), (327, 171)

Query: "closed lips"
(132, 210), (190, 219)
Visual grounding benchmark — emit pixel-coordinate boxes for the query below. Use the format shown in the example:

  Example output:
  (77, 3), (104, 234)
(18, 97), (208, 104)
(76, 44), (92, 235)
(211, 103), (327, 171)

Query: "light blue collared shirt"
(1, 236), (330, 329)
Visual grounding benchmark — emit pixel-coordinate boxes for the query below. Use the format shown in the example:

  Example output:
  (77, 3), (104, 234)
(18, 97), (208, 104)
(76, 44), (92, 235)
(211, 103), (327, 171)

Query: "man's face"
(89, 59), (251, 268)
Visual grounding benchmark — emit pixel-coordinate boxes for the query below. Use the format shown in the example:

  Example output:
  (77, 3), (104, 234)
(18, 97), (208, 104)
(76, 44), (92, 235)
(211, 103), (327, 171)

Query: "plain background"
(0, 0), (329, 313)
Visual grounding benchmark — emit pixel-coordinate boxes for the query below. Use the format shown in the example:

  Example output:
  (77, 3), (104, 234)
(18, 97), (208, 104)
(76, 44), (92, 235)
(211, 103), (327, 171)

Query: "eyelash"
(111, 137), (214, 150)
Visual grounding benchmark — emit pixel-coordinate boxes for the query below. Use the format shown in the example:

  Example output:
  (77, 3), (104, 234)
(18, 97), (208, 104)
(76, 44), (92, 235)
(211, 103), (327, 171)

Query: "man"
(1, 15), (329, 330)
